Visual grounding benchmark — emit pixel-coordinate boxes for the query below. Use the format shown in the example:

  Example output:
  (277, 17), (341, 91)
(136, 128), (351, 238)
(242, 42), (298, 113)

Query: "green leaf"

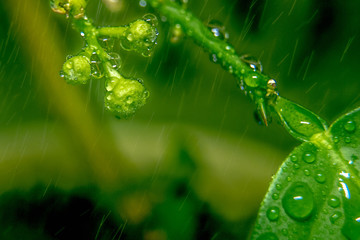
(250, 107), (360, 240)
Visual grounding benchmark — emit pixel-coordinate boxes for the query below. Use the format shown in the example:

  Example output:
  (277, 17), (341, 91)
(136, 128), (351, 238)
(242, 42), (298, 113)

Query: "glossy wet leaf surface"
(251, 107), (360, 240)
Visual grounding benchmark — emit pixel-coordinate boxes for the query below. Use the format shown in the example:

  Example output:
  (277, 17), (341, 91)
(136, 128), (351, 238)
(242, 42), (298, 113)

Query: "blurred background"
(0, 0), (359, 239)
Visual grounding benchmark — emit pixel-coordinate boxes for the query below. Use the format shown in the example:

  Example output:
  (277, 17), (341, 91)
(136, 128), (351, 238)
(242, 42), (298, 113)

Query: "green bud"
(120, 19), (158, 57)
(104, 76), (150, 118)
(50, 0), (88, 18)
(62, 55), (91, 85)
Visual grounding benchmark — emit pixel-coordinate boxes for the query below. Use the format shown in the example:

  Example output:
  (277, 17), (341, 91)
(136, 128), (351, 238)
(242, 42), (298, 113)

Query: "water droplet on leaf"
(290, 155), (298, 162)
(272, 193), (279, 200)
(303, 152), (316, 164)
(266, 207), (280, 221)
(304, 169), (311, 176)
(315, 171), (326, 183)
(282, 182), (315, 221)
(330, 211), (342, 224)
(344, 120), (356, 133)
(328, 196), (340, 208)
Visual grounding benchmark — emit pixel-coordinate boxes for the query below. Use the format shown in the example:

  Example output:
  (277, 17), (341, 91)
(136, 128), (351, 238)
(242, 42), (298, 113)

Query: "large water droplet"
(240, 55), (263, 72)
(282, 182), (315, 221)
(266, 207), (280, 221)
(257, 232), (278, 240)
(344, 120), (356, 133)
(328, 195), (340, 208)
(207, 20), (229, 40)
(303, 152), (316, 164)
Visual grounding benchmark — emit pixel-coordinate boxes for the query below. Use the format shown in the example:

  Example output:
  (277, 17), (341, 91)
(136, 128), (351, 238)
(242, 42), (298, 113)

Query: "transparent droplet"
(98, 37), (115, 51)
(344, 136), (351, 143)
(266, 207), (280, 221)
(275, 184), (282, 190)
(142, 13), (158, 27)
(333, 136), (339, 143)
(315, 171), (326, 183)
(257, 232), (279, 240)
(344, 120), (356, 133)
(282, 182), (315, 221)
(272, 193), (279, 200)
(328, 195), (340, 208)
(330, 211), (342, 224)
(303, 152), (316, 164)
(210, 54), (218, 63)
(304, 169), (311, 176)
(108, 52), (122, 70)
(207, 19), (229, 41)
(240, 54), (263, 72)
(139, 0), (147, 7)
(90, 52), (104, 79)
(290, 155), (298, 162)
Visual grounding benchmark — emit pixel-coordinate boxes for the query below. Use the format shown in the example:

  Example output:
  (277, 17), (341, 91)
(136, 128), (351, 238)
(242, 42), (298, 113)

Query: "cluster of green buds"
(51, 0), (158, 118)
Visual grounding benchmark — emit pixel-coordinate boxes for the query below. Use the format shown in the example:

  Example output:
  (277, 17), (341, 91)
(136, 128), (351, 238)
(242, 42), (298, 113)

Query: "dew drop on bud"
(142, 13), (158, 27)
(90, 52), (104, 79)
(240, 54), (263, 72)
(207, 19), (229, 41)
(108, 52), (122, 70)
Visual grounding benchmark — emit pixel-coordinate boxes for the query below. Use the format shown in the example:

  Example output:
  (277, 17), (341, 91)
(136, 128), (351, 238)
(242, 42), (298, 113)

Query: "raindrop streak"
(266, 207), (280, 221)
(328, 196), (340, 208)
(344, 120), (356, 133)
(257, 232), (278, 240)
(282, 182), (315, 221)
(303, 152), (315, 164)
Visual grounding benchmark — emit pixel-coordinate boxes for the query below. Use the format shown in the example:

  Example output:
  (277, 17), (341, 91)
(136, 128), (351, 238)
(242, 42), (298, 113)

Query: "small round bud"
(62, 55), (91, 85)
(104, 76), (150, 118)
(50, 0), (88, 18)
(120, 19), (158, 57)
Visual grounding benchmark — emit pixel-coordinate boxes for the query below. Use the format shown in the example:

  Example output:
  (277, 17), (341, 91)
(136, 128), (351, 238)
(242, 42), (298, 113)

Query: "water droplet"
(272, 193), (279, 200)
(108, 52), (122, 70)
(170, 24), (184, 44)
(344, 120), (356, 133)
(275, 184), (282, 190)
(266, 207), (280, 221)
(333, 136), (339, 143)
(257, 232), (278, 240)
(80, 32), (85, 37)
(142, 13), (158, 27)
(207, 20), (229, 40)
(344, 136), (351, 143)
(90, 52), (104, 79)
(287, 176), (292, 182)
(290, 155), (298, 162)
(304, 169), (311, 176)
(328, 195), (340, 208)
(294, 163), (300, 169)
(210, 54), (218, 63)
(240, 55), (263, 72)
(303, 152), (316, 164)
(282, 182), (315, 221)
(139, 0), (147, 7)
(315, 171), (326, 183)
(98, 37), (115, 51)
(330, 211), (342, 224)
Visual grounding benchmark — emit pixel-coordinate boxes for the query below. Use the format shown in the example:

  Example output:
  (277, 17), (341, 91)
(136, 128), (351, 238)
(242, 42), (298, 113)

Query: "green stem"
(147, 0), (271, 90)
(97, 27), (127, 37)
